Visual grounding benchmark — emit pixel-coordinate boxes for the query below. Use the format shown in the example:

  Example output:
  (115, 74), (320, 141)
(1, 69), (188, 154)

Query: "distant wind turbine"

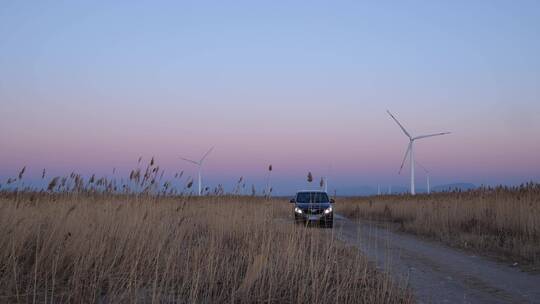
(416, 161), (431, 194)
(387, 110), (450, 195)
(180, 147), (214, 196)
(324, 164), (331, 193)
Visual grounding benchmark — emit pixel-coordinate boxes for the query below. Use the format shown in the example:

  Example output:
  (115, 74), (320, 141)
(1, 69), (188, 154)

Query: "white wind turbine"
(415, 160), (431, 194)
(324, 164), (331, 193)
(387, 110), (450, 195)
(180, 147), (214, 196)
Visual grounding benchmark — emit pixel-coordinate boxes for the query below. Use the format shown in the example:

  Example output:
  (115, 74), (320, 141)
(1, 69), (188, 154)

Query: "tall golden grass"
(338, 184), (540, 269)
(0, 192), (412, 303)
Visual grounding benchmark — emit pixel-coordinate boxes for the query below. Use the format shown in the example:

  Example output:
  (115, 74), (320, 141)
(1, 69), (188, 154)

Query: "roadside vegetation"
(0, 162), (412, 303)
(338, 184), (540, 270)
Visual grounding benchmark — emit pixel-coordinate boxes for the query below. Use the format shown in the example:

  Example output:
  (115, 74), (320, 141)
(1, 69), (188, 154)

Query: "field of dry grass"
(338, 184), (540, 270)
(0, 192), (412, 303)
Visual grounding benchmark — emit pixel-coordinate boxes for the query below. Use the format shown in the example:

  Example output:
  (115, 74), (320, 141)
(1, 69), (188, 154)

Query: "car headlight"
(294, 207), (303, 214)
(324, 207), (333, 214)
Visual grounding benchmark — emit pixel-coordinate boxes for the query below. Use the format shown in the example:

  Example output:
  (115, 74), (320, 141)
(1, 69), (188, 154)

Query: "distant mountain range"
(335, 183), (477, 196)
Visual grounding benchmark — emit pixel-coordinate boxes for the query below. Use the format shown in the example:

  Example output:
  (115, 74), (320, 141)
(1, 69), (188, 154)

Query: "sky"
(1, 1), (540, 194)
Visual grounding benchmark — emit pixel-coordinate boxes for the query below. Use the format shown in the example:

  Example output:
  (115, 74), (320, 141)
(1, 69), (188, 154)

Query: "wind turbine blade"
(179, 157), (199, 165)
(413, 132), (451, 140)
(399, 142), (412, 174)
(200, 146), (214, 163)
(387, 110), (412, 139)
(415, 160), (429, 173)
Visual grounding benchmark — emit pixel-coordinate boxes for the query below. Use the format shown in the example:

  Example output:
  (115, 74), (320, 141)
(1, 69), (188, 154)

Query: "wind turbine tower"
(387, 110), (450, 195)
(416, 161), (431, 194)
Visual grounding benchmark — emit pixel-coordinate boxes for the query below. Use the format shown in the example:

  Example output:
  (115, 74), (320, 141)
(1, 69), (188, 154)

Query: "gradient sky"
(1, 1), (540, 194)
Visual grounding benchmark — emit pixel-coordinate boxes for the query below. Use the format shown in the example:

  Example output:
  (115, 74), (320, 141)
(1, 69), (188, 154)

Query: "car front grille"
(303, 208), (324, 215)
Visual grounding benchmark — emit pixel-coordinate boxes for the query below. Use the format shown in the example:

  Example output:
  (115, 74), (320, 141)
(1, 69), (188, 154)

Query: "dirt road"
(332, 214), (540, 303)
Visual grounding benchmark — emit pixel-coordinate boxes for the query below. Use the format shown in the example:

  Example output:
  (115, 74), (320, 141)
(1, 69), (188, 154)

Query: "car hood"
(295, 203), (332, 209)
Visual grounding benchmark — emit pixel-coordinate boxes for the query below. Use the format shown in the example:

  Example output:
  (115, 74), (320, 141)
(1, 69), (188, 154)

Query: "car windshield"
(296, 192), (329, 203)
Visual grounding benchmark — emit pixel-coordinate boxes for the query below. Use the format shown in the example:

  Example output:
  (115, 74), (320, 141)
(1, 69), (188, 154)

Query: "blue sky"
(1, 1), (539, 194)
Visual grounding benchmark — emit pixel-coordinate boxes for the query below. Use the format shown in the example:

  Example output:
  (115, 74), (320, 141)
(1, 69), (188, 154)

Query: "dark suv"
(290, 191), (334, 228)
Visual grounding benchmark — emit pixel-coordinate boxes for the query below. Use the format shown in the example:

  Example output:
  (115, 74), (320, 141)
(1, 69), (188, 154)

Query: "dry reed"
(0, 193), (412, 303)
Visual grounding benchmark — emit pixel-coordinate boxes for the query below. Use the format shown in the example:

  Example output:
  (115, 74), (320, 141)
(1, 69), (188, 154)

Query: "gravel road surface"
(332, 214), (540, 304)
